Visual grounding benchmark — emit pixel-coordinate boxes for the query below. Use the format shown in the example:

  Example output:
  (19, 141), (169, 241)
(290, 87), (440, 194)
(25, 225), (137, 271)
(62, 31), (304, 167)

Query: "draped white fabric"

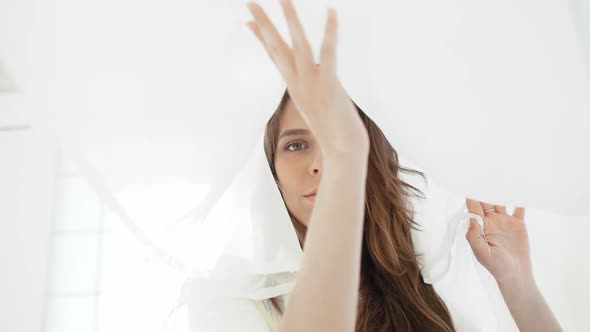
(12, 0), (590, 214)
(1, 0), (590, 330)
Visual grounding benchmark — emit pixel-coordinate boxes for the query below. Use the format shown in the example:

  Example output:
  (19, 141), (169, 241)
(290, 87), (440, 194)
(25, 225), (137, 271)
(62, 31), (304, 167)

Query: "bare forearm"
(499, 277), (562, 332)
(279, 156), (368, 332)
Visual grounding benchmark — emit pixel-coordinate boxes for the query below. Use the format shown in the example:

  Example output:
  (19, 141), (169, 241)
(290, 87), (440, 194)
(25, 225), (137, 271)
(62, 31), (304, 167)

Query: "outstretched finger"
(280, 0), (314, 72)
(513, 207), (525, 219)
(320, 8), (338, 75)
(247, 2), (295, 79)
(247, 21), (290, 77)
(494, 205), (507, 215)
(247, 22), (268, 53)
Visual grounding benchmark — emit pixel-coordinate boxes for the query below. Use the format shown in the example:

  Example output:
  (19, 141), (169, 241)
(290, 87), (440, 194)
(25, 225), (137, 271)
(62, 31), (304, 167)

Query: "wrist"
(497, 274), (562, 332)
(324, 152), (369, 172)
(497, 274), (540, 307)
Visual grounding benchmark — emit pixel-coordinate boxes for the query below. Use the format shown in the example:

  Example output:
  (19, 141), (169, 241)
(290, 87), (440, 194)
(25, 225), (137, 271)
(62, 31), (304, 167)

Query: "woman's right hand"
(246, 0), (370, 159)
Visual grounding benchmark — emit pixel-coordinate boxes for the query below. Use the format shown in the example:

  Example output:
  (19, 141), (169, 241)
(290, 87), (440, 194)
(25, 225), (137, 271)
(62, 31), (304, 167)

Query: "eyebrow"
(279, 128), (311, 141)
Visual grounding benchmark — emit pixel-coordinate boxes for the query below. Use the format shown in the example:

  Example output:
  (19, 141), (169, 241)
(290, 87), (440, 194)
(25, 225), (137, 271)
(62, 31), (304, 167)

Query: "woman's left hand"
(465, 199), (533, 286)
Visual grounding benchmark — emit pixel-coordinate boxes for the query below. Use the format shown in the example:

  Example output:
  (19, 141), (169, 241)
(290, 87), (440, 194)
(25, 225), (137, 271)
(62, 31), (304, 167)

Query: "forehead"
(279, 100), (310, 133)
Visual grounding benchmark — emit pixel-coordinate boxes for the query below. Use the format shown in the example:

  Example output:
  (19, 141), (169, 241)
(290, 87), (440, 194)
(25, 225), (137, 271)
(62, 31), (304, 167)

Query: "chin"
(302, 216), (311, 227)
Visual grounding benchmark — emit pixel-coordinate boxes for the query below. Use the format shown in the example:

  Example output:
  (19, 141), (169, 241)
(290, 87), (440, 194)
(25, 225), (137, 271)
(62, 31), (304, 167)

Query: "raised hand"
(465, 199), (532, 285)
(246, 0), (369, 159)
(465, 201), (563, 332)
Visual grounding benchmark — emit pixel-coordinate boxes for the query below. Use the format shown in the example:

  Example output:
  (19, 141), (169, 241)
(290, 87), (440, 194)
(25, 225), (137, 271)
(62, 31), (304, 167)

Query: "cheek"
(275, 159), (311, 225)
(275, 158), (300, 201)
(275, 161), (293, 192)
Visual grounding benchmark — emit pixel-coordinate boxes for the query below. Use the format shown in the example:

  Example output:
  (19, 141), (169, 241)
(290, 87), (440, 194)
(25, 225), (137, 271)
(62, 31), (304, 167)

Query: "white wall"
(0, 130), (57, 332)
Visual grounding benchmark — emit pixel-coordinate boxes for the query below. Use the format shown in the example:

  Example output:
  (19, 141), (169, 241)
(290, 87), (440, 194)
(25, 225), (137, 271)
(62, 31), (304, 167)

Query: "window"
(44, 150), (187, 332)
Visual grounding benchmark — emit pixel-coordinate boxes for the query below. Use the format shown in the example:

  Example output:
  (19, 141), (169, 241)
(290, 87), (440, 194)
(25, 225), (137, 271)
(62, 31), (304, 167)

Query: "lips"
(304, 189), (317, 197)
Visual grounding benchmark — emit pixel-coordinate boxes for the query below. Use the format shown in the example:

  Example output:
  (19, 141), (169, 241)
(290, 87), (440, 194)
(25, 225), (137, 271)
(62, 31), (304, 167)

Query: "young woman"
(240, 1), (563, 331)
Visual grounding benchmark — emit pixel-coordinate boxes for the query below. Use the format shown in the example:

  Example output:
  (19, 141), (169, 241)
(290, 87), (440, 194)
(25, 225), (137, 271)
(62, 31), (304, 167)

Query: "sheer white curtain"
(1, 0), (589, 331)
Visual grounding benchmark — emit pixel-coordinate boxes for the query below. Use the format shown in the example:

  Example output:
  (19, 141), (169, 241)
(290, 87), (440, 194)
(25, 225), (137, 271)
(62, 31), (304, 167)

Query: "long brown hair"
(263, 89), (455, 331)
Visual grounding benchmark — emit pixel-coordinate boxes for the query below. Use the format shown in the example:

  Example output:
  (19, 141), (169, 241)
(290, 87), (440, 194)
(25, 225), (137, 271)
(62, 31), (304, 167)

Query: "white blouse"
(168, 242), (519, 332)
(165, 164), (519, 332)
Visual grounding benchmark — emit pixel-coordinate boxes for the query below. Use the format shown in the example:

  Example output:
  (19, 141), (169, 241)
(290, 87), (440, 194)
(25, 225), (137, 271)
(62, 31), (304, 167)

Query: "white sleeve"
(165, 279), (274, 332)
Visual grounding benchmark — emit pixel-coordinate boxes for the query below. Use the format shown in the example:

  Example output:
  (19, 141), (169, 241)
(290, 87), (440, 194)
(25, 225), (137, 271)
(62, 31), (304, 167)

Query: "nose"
(309, 149), (322, 176)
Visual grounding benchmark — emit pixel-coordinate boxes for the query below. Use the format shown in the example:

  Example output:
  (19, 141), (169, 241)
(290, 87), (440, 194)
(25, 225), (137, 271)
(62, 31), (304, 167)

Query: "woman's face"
(274, 100), (322, 226)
